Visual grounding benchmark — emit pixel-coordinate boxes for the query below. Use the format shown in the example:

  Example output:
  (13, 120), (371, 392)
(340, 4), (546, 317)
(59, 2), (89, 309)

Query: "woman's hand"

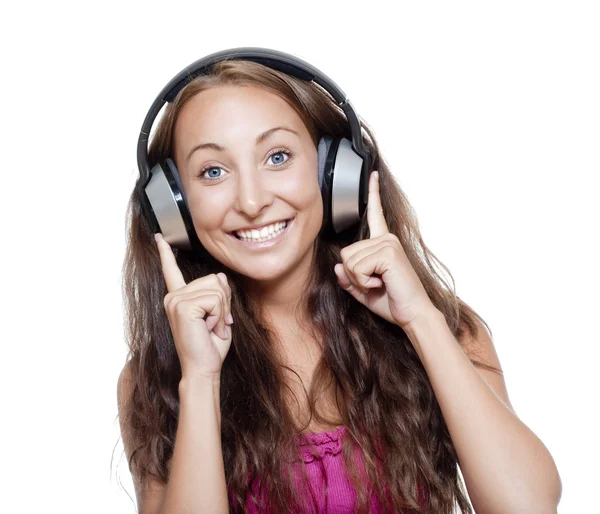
(155, 233), (234, 380)
(334, 171), (438, 330)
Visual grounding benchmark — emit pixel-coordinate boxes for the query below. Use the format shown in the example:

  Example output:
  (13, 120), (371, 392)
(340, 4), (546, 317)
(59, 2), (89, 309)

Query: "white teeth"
(235, 220), (289, 242)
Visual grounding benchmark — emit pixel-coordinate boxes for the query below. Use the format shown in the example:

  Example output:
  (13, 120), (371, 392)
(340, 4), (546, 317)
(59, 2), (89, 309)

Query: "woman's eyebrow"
(185, 126), (299, 164)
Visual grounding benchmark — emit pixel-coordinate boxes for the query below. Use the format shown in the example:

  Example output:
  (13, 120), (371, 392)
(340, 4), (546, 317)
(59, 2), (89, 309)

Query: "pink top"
(230, 426), (428, 513)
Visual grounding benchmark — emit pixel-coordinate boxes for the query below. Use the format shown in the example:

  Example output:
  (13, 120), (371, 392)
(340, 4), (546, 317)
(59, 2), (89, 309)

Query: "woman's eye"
(267, 149), (293, 166)
(199, 166), (226, 181)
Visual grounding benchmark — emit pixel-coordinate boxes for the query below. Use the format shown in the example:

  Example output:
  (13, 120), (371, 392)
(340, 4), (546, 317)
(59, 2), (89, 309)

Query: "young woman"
(117, 55), (561, 513)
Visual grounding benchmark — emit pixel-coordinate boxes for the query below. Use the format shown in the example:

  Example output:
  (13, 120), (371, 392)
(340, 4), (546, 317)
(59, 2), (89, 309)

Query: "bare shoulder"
(117, 362), (167, 514)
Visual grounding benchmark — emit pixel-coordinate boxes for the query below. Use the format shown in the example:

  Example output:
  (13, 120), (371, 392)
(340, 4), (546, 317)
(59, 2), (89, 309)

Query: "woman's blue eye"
(198, 149), (293, 181)
(268, 150), (291, 166)
(203, 167), (223, 180)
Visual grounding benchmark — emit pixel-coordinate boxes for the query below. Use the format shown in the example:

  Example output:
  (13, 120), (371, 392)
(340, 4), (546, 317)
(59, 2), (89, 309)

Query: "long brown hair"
(118, 59), (500, 513)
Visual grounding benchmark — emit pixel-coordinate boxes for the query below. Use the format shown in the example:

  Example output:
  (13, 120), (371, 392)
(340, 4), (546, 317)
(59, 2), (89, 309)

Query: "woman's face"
(173, 85), (323, 282)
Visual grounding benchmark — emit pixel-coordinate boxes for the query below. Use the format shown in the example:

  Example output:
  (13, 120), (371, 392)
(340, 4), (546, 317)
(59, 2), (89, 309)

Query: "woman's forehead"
(181, 84), (298, 122)
(174, 87), (310, 155)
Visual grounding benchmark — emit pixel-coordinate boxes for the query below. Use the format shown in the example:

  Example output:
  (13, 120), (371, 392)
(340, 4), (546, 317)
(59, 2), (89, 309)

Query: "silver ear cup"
(330, 138), (364, 234)
(144, 160), (193, 250)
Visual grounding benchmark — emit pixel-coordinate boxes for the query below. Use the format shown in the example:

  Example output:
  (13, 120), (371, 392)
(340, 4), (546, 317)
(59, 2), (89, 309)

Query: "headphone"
(137, 47), (373, 252)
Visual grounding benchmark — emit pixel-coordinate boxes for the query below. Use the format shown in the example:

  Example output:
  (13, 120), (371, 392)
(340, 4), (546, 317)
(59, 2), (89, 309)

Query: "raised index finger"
(155, 233), (187, 292)
(367, 171), (389, 238)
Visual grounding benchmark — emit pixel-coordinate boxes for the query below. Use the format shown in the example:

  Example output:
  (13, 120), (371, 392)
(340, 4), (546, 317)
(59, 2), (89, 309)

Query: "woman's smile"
(226, 217), (295, 250)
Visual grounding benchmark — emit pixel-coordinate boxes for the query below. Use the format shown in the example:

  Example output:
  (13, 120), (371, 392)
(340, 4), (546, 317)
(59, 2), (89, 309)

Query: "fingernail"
(154, 233), (161, 243)
(373, 171), (379, 180)
(226, 313), (234, 324)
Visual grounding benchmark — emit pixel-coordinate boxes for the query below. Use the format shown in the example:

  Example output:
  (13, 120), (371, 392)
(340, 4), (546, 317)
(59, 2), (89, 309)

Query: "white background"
(2, 1), (598, 512)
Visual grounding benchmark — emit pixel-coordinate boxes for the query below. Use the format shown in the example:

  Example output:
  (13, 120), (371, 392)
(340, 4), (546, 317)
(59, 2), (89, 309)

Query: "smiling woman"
(117, 50), (559, 514)
(168, 83), (325, 281)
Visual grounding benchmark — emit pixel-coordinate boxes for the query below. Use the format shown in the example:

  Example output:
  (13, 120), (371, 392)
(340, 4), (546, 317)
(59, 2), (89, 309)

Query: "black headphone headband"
(136, 47), (370, 204)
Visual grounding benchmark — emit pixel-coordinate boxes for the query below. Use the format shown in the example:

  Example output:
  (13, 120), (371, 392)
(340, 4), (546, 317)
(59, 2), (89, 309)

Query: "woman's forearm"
(404, 309), (561, 514)
(158, 375), (228, 514)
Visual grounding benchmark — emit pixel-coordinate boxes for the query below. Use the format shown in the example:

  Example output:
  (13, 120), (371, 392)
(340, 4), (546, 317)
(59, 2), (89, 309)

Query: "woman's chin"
(237, 266), (290, 284)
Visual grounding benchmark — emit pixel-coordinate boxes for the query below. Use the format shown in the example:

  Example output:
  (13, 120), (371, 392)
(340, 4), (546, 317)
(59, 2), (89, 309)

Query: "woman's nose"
(233, 168), (274, 217)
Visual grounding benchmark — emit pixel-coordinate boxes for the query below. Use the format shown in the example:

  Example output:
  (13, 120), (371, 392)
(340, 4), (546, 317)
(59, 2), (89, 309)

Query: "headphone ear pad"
(317, 135), (339, 236)
(164, 158), (191, 211)
(317, 135), (334, 188)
